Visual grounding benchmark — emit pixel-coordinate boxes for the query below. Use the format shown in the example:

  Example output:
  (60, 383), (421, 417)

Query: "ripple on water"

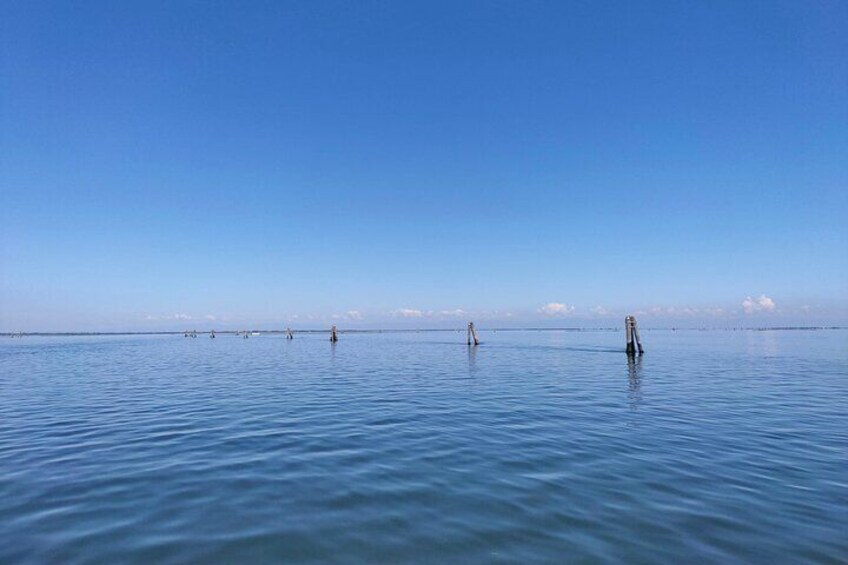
(1, 330), (847, 563)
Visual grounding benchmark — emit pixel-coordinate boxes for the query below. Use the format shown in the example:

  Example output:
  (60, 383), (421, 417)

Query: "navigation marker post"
(625, 316), (644, 356)
(467, 322), (480, 346)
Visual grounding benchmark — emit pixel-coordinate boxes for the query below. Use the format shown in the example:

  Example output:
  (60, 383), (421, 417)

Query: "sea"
(1, 329), (846, 563)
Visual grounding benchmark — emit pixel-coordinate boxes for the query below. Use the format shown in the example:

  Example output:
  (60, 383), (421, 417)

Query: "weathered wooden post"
(330, 325), (338, 342)
(210, 329), (216, 339)
(625, 316), (644, 356)
(286, 327), (294, 340)
(632, 316), (644, 355)
(467, 321), (480, 346)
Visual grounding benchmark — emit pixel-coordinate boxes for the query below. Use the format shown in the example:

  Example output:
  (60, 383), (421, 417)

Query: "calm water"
(1, 330), (846, 563)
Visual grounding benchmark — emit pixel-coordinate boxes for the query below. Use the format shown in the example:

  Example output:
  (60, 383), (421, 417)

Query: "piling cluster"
(625, 316), (644, 356)
(467, 321), (480, 346)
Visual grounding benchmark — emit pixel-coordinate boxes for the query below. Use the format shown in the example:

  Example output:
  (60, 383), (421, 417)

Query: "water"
(1, 330), (846, 563)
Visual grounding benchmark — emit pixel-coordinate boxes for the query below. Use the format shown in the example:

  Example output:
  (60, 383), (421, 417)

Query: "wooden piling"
(330, 325), (338, 342)
(625, 315), (644, 356)
(286, 327), (294, 340)
(632, 317), (644, 355)
(467, 321), (480, 346)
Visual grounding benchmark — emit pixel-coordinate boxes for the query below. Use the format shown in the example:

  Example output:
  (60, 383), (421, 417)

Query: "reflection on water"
(627, 354), (643, 411)
(466, 342), (477, 375)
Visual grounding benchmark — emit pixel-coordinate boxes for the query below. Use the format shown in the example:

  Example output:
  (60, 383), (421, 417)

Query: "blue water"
(1, 330), (846, 563)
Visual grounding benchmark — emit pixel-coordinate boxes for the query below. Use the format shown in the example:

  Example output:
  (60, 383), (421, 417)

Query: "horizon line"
(3, 326), (846, 337)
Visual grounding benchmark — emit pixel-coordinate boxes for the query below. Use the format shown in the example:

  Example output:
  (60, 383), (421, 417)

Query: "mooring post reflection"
(627, 354), (643, 411)
(467, 340), (478, 375)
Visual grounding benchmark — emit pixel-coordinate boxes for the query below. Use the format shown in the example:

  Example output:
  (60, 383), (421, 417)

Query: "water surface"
(1, 330), (846, 563)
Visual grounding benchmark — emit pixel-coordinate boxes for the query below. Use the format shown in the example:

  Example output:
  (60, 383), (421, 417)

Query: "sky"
(1, 1), (846, 331)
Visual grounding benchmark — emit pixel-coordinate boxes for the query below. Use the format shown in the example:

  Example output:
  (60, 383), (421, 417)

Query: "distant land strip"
(2, 327), (845, 337)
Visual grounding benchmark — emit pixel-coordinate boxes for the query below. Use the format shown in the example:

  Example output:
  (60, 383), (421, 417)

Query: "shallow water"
(1, 330), (846, 563)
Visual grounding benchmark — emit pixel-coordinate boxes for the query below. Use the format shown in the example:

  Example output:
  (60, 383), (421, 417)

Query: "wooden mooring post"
(286, 327), (294, 340)
(625, 315), (644, 356)
(330, 325), (338, 343)
(467, 321), (480, 346)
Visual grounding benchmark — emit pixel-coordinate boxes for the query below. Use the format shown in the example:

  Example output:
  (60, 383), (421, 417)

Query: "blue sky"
(1, 1), (846, 331)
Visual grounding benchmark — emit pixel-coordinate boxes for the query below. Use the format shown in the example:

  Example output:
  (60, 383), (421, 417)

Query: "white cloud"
(439, 309), (467, 318)
(143, 313), (193, 321)
(538, 302), (575, 316)
(649, 306), (697, 317)
(589, 305), (610, 316)
(631, 306), (728, 318)
(204, 314), (217, 321)
(742, 294), (776, 314)
(345, 310), (363, 320)
(393, 308), (425, 318)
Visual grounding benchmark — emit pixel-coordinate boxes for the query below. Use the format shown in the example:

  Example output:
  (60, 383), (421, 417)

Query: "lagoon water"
(1, 330), (846, 563)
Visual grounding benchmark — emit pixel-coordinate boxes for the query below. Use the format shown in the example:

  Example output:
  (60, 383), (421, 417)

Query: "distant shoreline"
(3, 327), (845, 337)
